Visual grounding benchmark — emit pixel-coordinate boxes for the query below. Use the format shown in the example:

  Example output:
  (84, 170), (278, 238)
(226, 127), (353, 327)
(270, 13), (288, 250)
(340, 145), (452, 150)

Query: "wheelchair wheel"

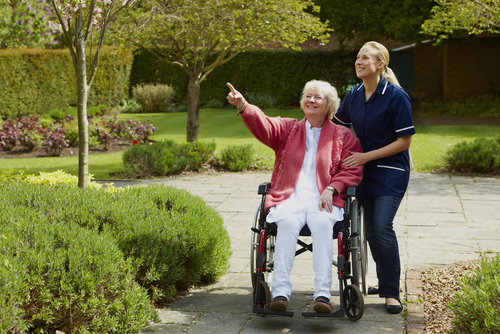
(250, 204), (275, 289)
(254, 278), (272, 309)
(350, 200), (367, 296)
(343, 284), (364, 321)
(359, 205), (368, 296)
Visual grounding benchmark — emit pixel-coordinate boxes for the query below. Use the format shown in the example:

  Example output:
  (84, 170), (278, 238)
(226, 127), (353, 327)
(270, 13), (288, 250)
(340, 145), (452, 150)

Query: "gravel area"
(421, 263), (478, 333)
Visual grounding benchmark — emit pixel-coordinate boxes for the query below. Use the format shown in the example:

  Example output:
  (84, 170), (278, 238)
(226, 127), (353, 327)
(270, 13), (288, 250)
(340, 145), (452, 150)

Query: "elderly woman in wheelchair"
(226, 80), (363, 316)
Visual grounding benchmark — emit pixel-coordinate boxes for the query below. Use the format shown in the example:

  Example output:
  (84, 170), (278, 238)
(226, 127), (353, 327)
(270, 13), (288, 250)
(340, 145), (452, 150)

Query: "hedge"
(0, 46), (133, 119)
(130, 48), (358, 106)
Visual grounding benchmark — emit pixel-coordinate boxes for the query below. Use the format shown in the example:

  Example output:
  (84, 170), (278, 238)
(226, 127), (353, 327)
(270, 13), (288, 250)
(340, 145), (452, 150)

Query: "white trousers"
(271, 209), (337, 301)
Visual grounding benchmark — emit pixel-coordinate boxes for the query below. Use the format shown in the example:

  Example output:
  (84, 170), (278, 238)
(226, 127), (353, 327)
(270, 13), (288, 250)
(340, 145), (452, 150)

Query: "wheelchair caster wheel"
(344, 284), (364, 321)
(254, 279), (271, 309)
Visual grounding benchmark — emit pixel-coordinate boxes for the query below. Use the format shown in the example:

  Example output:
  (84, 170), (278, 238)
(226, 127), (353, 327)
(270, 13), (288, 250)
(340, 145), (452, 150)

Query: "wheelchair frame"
(250, 182), (367, 320)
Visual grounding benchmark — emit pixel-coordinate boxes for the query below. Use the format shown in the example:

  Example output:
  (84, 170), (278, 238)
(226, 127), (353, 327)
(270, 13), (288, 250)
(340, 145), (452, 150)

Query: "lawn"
(1, 109), (499, 178)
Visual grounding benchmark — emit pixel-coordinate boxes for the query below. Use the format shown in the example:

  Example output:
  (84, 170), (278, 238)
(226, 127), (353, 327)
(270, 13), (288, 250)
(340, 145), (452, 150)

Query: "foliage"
(220, 144), (255, 172)
(421, 0), (500, 43)
(130, 48), (357, 107)
(18, 116), (44, 152)
(132, 83), (176, 113)
(414, 95), (500, 118)
(444, 137), (500, 174)
(312, 0), (435, 46)
(448, 254), (500, 333)
(0, 47), (133, 119)
(116, 0), (329, 142)
(0, 181), (231, 306)
(122, 139), (216, 178)
(246, 92), (278, 109)
(44, 126), (69, 156)
(0, 120), (20, 151)
(0, 0), (60, 49)
(0, 188), (156, 332)
(205, 99), (223, 109)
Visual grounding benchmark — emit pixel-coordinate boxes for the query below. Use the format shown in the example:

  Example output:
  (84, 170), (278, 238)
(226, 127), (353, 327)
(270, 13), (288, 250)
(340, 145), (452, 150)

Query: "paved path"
(109, 171), (500, 333)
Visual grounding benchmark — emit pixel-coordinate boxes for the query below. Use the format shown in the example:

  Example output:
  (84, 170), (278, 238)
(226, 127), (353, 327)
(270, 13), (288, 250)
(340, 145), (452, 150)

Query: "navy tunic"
(333, 76), (415, 199)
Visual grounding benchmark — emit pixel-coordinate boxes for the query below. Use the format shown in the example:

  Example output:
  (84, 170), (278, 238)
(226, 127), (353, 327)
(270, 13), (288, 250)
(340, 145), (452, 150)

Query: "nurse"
(333, 41), (415, 314)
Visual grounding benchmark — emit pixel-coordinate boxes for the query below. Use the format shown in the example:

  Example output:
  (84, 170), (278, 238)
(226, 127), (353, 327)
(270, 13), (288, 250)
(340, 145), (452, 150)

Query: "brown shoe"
(314, 296), (332, 313)
(269, 296), (288, 311)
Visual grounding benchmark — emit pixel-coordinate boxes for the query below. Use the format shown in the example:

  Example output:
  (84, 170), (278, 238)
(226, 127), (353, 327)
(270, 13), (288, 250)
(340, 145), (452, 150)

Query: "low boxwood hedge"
(0, 179), (232, 332)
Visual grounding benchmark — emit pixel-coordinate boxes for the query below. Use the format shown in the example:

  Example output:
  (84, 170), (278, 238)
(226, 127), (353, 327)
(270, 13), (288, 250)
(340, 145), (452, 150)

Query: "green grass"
(411, 125), (500, 172)
(1, 109), (499, 178)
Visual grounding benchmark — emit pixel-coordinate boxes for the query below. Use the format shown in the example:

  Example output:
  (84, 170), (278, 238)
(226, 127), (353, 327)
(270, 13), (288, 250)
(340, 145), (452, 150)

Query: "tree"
(49, 0), (133, 188)
(118, 0), (329, 142)
(312, 0), (435, 47)
(0, 0), (59, 48)
(421, 0), (500, 43)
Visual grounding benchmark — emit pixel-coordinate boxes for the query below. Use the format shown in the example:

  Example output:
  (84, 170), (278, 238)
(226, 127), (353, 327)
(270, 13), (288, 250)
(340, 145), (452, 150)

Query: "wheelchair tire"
(350, 200), (367, 296)
(250, 204), (275, 289)
(343, 284), (364, 321)
(254, 279), (271, 309)
(359, 205), (368, 296)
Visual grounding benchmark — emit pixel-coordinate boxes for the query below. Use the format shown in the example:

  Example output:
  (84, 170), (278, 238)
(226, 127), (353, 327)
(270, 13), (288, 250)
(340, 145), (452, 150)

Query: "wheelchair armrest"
(258, 182), (271, 195)
(346, 186), (356, 197)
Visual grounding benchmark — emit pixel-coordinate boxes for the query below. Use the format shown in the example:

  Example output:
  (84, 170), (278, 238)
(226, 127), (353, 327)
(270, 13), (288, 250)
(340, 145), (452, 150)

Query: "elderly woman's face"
(302, 89), (327, 119)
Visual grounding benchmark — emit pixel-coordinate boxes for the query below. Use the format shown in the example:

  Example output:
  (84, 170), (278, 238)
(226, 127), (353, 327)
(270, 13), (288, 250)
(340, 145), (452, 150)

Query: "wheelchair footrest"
(302, 309), (344, 318)
(253, 305), (294, 317)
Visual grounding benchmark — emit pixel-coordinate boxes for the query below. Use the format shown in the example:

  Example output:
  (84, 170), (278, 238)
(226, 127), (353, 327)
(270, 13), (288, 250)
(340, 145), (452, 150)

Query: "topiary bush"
(220, 144), (255, 172)
(448, 254), (500, 334)
(444, 137), (500, 174)
(132, 83), (176, 113)
(0, 195), (156, 333)
(123, 139), (216, 178)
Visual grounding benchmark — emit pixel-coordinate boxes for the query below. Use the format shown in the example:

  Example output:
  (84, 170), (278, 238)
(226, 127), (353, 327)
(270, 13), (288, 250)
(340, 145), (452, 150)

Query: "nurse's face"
(355, 45), (384, 80)
(302, 89), (327, 119)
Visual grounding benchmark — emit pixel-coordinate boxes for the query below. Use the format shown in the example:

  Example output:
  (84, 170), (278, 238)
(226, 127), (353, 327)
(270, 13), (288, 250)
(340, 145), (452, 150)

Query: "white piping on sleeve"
(395, 126), (415, 133)
(333, 115), (350, 125)
(377, 165), (405, 172)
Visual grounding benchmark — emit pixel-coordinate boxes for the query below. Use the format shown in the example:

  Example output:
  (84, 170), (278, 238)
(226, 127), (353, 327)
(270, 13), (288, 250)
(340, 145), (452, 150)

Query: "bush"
(444, 138), (500, 174)
(44, 126), (69, 156)
(246, 92), (278, 109)
(0, 181), (231, 308)
(448, 254), (500, 333)
(220, 144), (254, 172)
(415, 95), (500, 118)
(205, 99), (223, 109)
(0, 192), (156, 333)
(132, 83), (176, 113)
(0, 120), (20, 151)
(123, 140), (216, 178)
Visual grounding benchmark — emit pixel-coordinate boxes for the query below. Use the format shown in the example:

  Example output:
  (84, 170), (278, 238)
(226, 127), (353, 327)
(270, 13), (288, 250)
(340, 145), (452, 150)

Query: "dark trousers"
(360, 196), (402, 299)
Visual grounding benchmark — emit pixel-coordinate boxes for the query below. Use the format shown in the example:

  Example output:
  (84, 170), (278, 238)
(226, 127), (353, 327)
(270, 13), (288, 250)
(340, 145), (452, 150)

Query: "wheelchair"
(250, 182), (368, 320)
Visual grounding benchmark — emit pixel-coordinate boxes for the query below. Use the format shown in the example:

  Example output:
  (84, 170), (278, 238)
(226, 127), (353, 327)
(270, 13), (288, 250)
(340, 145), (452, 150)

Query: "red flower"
(132, 139), (139, 146)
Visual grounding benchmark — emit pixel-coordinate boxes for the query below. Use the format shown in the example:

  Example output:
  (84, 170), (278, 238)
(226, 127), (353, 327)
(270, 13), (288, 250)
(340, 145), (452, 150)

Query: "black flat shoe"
(367, 286), (379, 295)
(386, 299), (403, 314)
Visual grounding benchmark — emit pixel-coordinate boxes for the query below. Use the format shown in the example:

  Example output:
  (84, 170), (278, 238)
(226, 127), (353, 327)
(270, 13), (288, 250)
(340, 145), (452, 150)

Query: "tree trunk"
(76, 41), (89, 188)
(186, 77), (201, 142)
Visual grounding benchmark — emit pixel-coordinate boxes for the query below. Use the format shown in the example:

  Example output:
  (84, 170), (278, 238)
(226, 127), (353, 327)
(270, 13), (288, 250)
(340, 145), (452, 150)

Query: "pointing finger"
(226, 82), (238, 95)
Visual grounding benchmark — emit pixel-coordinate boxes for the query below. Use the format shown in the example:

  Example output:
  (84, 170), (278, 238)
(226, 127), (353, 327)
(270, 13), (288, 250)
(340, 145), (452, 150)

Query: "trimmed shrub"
(132, 83), (176, 113)
(123, 140), (216, 178)
(246, 92), (278, 109)
(205, 99), (223, 109)
(444, 138), (500, 174)
(0, 47), (133, 119)
(448, 254), (500, 333)
(0, 181), (231, 306)
(0, 196), (156, 333)
(220, 144), (254, 172)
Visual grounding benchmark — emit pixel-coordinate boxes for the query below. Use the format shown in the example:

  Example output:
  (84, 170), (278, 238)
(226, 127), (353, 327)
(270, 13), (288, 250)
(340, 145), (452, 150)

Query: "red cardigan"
(241, 104), (363, 212)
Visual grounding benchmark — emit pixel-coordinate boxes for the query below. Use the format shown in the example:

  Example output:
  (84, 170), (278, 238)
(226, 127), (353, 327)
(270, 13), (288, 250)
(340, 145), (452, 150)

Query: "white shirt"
(267, 120), (344, 223)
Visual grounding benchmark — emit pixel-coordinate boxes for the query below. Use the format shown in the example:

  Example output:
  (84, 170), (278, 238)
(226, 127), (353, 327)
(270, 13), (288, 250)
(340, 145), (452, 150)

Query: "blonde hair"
(300, 80), (341, 119)
(363, 41), (401, 87)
